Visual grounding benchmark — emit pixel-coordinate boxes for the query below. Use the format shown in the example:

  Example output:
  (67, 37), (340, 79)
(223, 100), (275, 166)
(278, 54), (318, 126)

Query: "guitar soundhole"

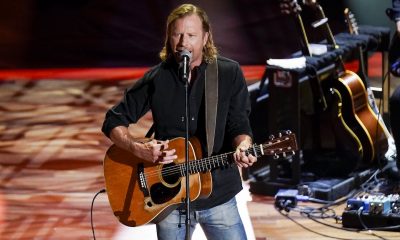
(161, 163), (181, 185)
(148, 163), (182, 205)
(150, 182), (180, 204)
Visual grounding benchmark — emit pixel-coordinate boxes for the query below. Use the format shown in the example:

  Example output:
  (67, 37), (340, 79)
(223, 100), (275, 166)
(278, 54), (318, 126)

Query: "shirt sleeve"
(101, 66), (158, 138)
(225, 62), (253, 140)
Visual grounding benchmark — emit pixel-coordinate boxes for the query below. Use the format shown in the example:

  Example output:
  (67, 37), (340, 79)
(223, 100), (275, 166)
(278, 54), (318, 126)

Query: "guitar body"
(103, 137), (211, 227)
(332, 70), (388, 166)
(315, 87), (363, 173)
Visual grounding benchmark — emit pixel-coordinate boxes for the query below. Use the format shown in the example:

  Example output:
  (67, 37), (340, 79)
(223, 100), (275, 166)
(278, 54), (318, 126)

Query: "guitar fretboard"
(176, 144), (264, 177)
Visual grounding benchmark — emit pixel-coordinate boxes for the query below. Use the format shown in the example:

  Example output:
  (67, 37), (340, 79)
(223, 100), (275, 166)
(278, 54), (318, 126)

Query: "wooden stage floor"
(0, 77), (399, 240)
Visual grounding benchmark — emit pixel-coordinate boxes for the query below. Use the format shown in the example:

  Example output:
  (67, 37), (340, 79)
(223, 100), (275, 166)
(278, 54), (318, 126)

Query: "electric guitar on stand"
(344, 8), (397, 162)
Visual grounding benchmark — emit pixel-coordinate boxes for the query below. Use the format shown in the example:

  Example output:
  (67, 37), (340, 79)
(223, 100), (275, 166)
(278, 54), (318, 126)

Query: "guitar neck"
(315, 5), (338, 48)
(295, 13), (312, 57)
(344, 8), (368, 82)
(309, 2), (347, 72)
(176, 144), (264, 176)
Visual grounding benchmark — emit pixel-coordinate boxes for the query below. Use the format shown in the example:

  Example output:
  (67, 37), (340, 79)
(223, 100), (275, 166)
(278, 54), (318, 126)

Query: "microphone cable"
(91, 188), (106, 240)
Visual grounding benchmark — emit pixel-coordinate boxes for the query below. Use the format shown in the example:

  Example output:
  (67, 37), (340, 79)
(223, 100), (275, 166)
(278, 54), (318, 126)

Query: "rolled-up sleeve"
(101, 68), (157, 138)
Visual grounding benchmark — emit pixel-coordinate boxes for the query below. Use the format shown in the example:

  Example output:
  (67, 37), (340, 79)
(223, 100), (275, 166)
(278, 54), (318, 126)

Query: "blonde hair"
(159, 4), (218, 63)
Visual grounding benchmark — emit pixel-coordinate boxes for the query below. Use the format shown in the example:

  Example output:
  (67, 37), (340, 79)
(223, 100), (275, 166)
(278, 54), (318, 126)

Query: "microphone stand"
(180, 57), (191, 240)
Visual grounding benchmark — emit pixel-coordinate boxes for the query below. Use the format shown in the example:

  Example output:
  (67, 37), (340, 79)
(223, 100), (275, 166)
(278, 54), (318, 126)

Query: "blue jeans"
(156, 197), (247, 240)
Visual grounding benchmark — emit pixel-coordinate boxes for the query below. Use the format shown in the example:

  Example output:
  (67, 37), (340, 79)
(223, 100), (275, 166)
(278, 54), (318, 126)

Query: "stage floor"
(0, 74), (399, 240)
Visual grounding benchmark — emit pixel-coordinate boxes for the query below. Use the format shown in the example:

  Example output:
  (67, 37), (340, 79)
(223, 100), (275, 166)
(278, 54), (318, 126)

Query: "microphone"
(178, 50), (192, 81)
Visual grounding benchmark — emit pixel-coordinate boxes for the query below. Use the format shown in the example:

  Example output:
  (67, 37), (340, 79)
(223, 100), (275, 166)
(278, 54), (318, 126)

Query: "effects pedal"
(342, 193), (400, 230)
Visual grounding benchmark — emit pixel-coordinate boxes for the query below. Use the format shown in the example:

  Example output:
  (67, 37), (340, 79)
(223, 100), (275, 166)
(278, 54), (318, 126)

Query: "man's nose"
(179, 34), (188, 46)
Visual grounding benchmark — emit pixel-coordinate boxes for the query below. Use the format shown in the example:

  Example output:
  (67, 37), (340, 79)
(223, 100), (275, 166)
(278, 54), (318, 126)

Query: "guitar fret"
(199, 160), (202, 172)
(180, 164), (184, 177)
(252, 145), (258, 158)
(198, 160), (202, 172)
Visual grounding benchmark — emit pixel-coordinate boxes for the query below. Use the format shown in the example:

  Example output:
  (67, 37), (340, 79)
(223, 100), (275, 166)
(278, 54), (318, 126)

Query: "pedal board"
(342, 194), (400, 230)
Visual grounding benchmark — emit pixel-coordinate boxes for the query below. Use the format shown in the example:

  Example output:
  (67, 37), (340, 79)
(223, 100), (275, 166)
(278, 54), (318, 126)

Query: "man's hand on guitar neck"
(109, 126), (177, 164)
(233, 134), (257, 168)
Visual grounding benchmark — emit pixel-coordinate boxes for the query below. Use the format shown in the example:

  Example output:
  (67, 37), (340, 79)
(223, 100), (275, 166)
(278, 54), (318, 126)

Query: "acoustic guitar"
(103, 131), (298, 227)
(344, 8), (376, 109)
(316, 4), (388, 167)
(344, 7), (396, 162)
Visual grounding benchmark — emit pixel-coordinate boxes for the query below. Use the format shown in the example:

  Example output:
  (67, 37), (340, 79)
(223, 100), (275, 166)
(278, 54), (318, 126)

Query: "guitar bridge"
(138, 163), (149, 197)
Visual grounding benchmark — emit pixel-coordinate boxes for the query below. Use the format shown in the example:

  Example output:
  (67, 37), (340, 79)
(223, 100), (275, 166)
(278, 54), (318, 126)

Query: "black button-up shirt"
(102, 56), (252, 210)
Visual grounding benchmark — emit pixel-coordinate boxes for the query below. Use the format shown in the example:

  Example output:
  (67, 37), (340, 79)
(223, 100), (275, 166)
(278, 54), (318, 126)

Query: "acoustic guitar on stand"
(305, 0), (389, 167)
(282, 0), (389, 169)
(103, 131), (298, 227)
(281, 0), (365, 171)
(344, 7), (396, 162)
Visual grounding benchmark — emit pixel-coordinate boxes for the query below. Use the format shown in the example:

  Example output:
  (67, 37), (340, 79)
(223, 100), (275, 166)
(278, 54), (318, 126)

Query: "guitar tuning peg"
(292, 151), (296, 156)
(269, 134), (275, 140)
(273, 154), (279, 159)
(285, 130), (291, 134)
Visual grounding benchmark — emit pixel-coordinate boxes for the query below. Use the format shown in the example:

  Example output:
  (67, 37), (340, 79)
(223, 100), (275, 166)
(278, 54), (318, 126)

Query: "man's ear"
(203, 32), (209, 46)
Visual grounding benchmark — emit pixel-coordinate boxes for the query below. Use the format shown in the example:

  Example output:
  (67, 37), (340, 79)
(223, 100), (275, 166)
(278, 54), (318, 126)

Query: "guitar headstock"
(279, 0), (302, 15)
(262, 130), (298, 159)
(344, 8), (359, 35)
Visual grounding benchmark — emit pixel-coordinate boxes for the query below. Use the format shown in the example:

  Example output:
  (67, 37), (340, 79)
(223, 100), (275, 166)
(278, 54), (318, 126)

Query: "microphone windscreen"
(179, 49), (192, 60)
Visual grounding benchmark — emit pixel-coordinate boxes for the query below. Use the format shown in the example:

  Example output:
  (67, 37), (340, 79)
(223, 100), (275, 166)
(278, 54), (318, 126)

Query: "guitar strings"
(142, 150), (237, 179)
(142, 139), (295, 179)
(143, 149), (249, 178)
(141, 143), (269, 178)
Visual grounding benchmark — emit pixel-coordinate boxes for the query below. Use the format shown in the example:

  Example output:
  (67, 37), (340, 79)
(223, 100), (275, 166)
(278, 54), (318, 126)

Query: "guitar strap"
(205, 59), (218, 157)
(145, 124), (155, 138)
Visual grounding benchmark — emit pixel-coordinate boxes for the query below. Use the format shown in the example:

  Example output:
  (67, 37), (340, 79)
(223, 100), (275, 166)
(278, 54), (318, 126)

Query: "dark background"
(0, 0), (393, 68)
